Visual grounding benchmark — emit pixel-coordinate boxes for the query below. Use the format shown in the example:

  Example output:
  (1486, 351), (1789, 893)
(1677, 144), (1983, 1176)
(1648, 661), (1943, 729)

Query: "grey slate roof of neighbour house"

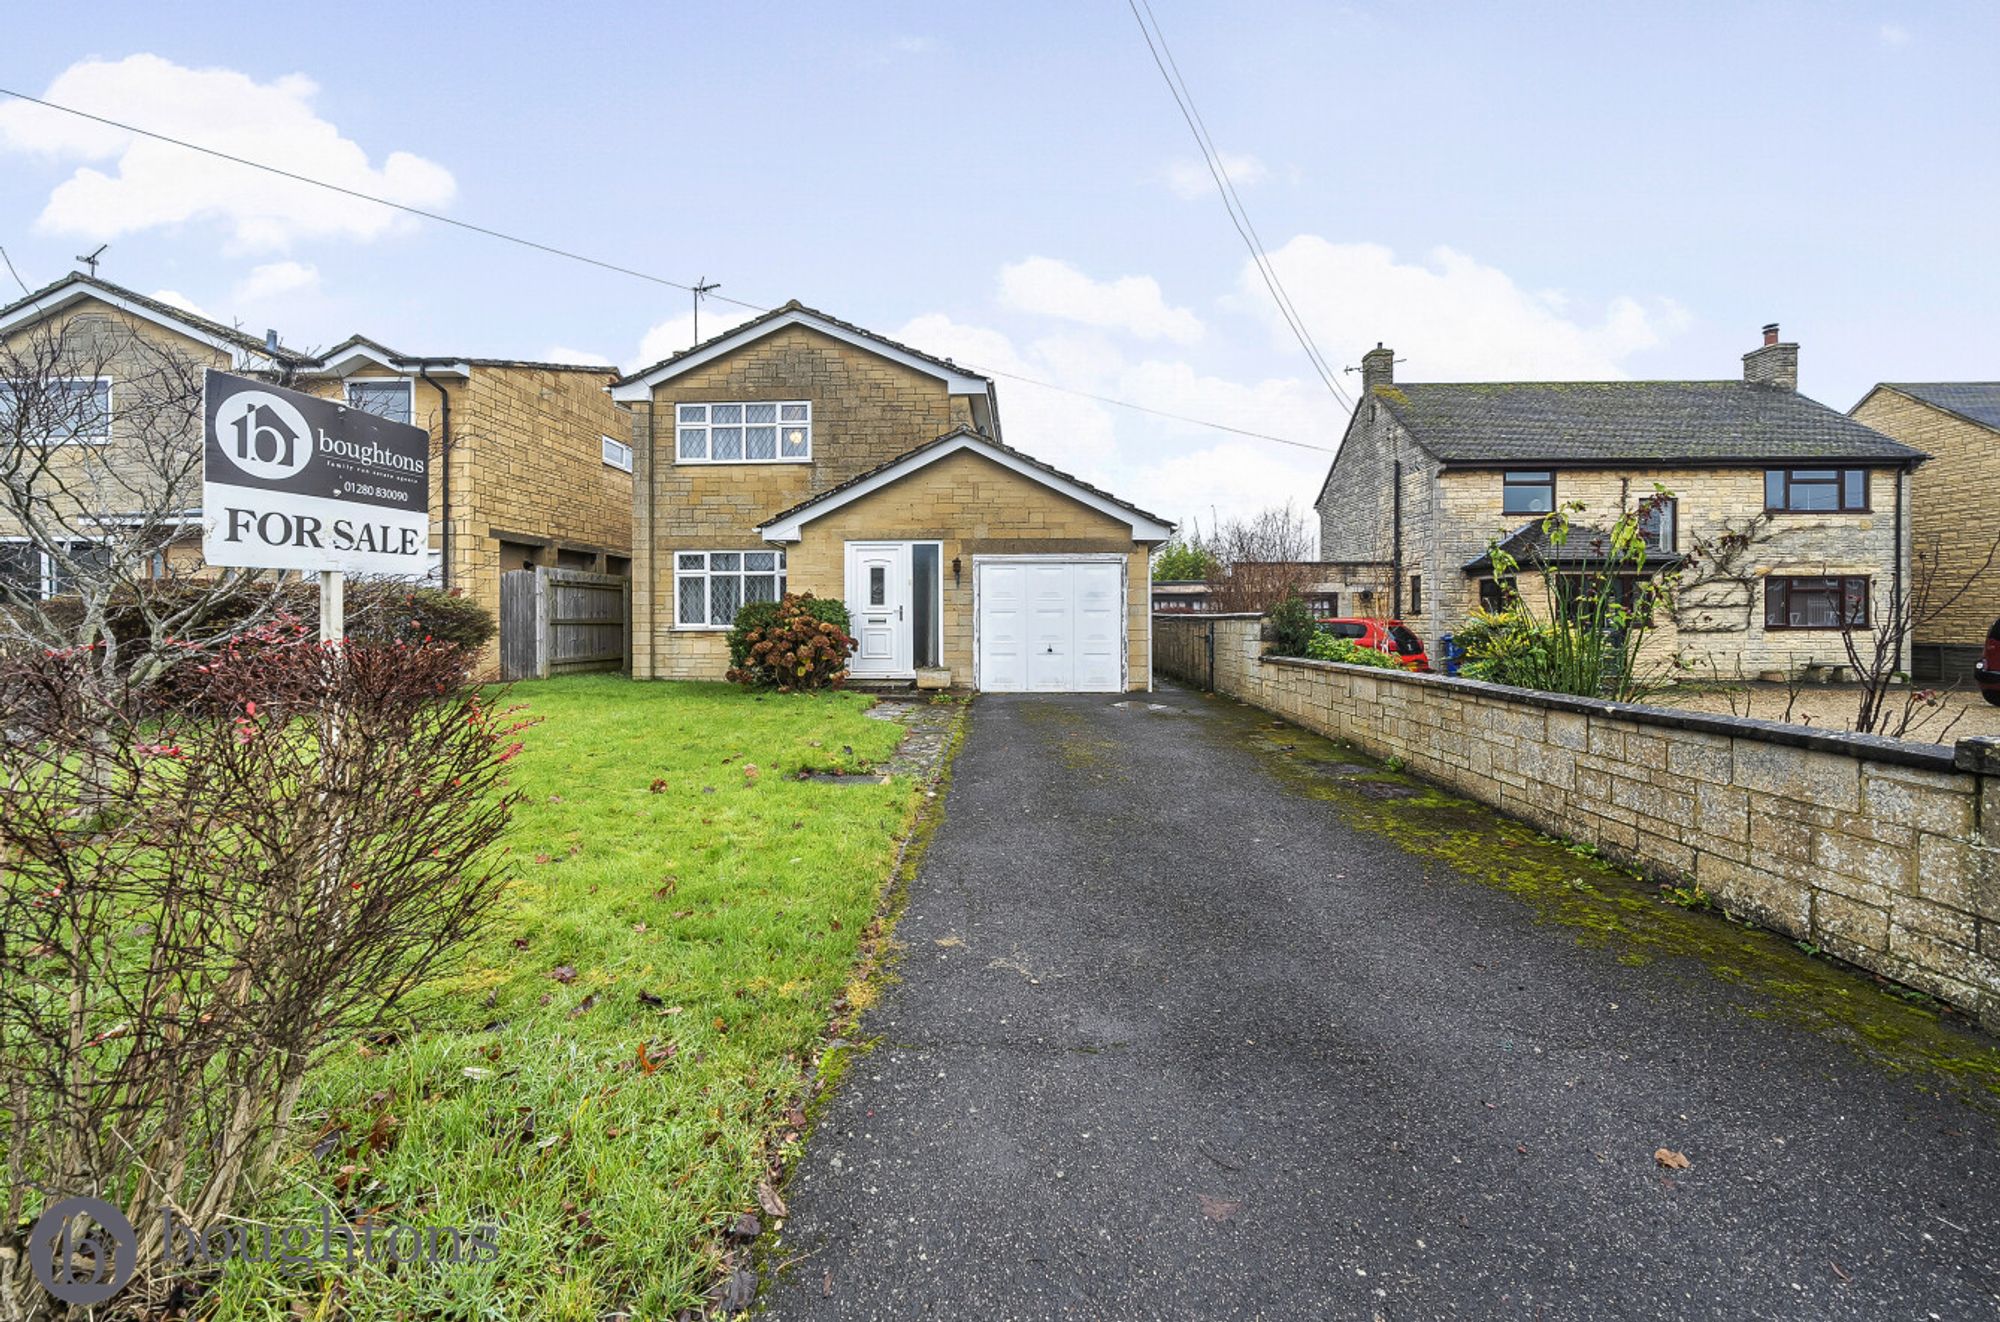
(1462, 518), (1686, 575)
(311, 334), (617, 374)
(1372, 380), (1926, 467)
(1875, 382), (2000, 433)
(0, 272), (316, 364)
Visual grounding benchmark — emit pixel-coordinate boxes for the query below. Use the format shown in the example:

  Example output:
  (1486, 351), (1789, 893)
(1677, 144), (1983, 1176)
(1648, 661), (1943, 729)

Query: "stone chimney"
(1361, 342), (1395, 393)
(1742, 322), (1798, 390)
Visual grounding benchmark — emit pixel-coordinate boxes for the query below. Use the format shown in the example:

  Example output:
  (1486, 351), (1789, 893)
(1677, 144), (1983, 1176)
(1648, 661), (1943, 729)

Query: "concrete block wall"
(1155, 613), (2000, 1028)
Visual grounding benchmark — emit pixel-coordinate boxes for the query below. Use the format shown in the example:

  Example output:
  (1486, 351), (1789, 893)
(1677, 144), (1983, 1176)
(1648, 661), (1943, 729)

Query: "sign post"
(201, 369), (432, 641)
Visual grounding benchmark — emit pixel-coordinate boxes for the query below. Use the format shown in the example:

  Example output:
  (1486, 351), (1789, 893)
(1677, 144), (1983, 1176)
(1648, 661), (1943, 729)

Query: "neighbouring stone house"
(1313, 325), (1928, 679)
(615, 301), (1173, 690)
(1849, 382), (2000, 681)
(0, 272), (634, 669)
(294, 334), (635, 630)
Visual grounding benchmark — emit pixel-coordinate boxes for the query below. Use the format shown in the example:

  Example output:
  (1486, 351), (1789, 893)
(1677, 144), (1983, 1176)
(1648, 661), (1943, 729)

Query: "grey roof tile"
(1877, 382), (2000, 433)
(1374, 380), (1925, 466)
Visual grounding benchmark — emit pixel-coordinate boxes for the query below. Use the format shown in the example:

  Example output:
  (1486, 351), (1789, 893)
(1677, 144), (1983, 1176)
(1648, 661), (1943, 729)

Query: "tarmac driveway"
(759, 686), (2000, 1320)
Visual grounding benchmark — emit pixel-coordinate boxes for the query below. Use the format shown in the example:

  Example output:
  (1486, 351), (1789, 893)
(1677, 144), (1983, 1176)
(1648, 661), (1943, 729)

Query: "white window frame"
(1639, 498), (1677, 555)
(675, 400), (811, 465)
(345, 377), (416, 425)
(673, 549), (787, 630)
(601, 434), (634, 472)
(1, 376), (113, 444)
(0, 537), (106, 600)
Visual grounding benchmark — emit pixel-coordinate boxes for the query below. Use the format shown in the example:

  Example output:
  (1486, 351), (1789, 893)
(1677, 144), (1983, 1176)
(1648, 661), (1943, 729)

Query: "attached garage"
(975, 557), (1127, 692)
(755, 427), (1175, 693)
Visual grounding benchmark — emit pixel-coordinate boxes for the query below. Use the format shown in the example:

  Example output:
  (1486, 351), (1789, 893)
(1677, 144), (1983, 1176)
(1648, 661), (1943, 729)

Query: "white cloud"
(997, 257), (1204, 344)
(233, 260), (318, 302)
(1163, 152), (1268, 201)
(1245, 238), (1689, 380)
(895, 310), (1333, 533)
(627, 305), (762, 373)
(149, 288), (206, 316)
(896, 240), (1688, 532)
(1879, 22), (1911, 45)
(541, 345), (615, 367)
(0, 54), (456, 251)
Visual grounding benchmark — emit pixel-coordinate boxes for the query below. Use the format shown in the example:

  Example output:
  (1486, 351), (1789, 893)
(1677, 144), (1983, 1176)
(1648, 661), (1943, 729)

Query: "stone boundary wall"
(1154, 613), (2000, 1029)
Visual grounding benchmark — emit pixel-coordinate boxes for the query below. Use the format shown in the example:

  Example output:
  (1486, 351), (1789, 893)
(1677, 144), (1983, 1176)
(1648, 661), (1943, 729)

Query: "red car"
(1977, 618), (2000, 707)
(1316, 617), (1432, 672)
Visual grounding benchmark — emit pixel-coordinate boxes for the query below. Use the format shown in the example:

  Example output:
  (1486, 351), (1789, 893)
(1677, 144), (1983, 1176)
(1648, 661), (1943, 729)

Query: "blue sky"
(2, 2), (1993, 531)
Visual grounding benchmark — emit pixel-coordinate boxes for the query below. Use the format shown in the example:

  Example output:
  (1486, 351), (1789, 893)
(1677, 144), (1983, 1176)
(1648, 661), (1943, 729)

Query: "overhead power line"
(1124, 0), (1354, 413)
(0, 85), (1333, 453)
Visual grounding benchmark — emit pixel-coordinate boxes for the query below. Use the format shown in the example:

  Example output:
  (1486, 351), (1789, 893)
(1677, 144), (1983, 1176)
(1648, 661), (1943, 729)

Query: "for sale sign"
(201, 369), (430, 575)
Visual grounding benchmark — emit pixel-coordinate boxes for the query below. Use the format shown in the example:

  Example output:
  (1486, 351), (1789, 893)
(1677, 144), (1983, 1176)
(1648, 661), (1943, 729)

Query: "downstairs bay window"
(674, 550), (786, 628)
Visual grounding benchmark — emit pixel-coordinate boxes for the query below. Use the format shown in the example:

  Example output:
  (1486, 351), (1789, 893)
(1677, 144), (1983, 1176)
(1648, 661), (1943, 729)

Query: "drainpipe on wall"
(1894, 463), (1907, 671)
(1391, 458), (1404, 618)
(417, 362), (452, 592)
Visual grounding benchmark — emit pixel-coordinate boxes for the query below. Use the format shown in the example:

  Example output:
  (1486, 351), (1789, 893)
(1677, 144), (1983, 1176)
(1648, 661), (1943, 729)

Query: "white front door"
(845, 542), (911, 677)
(976, 559), (1125, 693)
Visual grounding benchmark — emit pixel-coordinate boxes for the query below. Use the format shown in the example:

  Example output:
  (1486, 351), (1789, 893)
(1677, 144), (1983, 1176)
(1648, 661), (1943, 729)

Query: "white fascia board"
(757, 433), (1173, 543)
(610, 308), (989, 403)
(0, 284), (268, 365)
(307, 346), (470, 378)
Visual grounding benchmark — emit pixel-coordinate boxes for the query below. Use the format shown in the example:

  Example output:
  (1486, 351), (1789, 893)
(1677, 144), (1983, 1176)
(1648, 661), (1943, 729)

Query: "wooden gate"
(499, 566), (630, 681)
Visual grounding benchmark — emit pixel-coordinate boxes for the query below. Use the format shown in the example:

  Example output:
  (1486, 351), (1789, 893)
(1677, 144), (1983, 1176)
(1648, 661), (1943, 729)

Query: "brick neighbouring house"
(614, 301), (1174, 691)
(1849, 382), (2000, 681)
(1313, 324), (1929, 679)
(0, 272), (634, 672)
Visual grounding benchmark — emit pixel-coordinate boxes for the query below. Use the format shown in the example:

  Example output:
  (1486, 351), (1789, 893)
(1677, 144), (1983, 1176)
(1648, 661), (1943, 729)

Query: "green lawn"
(214, 676), (920, 1319)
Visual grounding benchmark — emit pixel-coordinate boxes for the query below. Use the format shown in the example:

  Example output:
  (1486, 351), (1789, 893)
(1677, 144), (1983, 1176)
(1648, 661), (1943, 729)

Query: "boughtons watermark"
(26, 1197), (499, 1307)
(27, 1196), (138, 1307)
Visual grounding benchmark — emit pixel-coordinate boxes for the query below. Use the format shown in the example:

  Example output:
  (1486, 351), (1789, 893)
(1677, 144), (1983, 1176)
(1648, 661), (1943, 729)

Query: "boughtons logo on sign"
(202, 369), (431, 577)
(213, 389), (314, 480)
(28, 1196), (139, 1306)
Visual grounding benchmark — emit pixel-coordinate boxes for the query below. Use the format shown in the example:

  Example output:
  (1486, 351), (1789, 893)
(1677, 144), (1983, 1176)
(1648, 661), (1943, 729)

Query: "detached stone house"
(1849, 382), (2000, 680)
(1314, 325), (1927, 678)
(0, 273), (633, 664)
(614, 301), (1173, 690)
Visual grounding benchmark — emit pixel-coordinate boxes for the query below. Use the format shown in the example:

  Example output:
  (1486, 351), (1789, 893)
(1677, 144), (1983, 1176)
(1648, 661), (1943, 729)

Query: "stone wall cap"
(1255, 652), (1962, 774)
(1956, 737), (2000, 776)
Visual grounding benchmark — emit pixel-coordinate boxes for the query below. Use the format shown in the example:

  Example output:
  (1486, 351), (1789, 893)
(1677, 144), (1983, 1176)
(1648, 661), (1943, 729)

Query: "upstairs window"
(1639, 498), (1677, 554)
(346, 379), (414, 425)
(0, 377), (111, 443)
(1502, 470), (1555, 515)
(676, 401), (810, 463)
(1765, 468), (1868, 512)
(601, 435), (633, 472)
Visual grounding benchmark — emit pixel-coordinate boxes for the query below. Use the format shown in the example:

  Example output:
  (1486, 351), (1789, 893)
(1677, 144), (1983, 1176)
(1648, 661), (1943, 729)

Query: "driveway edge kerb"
(704, 696), (972, 1318)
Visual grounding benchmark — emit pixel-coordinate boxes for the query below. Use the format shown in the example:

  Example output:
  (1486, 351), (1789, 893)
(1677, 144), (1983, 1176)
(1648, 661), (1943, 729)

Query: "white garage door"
(976, 559), (1124, 692)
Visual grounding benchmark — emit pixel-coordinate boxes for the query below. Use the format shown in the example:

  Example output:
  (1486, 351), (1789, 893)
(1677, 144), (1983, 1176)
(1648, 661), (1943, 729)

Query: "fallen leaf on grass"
(1654, 1148), (1691, 1170)
(649, 778), (668, 793)
(756, 1180), (787, 1218)
(567, 993), (598, 1020)
(637, 990), (665, 1007)
(632, 922), (648, 934)
(549, 965), (577, 984)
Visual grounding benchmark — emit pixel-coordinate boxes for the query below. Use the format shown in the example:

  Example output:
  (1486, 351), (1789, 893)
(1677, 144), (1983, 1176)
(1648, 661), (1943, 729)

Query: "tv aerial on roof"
(75, 244), (106, 277)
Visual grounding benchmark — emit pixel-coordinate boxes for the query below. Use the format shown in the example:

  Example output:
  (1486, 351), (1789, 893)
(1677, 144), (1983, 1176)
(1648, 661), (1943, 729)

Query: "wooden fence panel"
(498, 567), (629, 680)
